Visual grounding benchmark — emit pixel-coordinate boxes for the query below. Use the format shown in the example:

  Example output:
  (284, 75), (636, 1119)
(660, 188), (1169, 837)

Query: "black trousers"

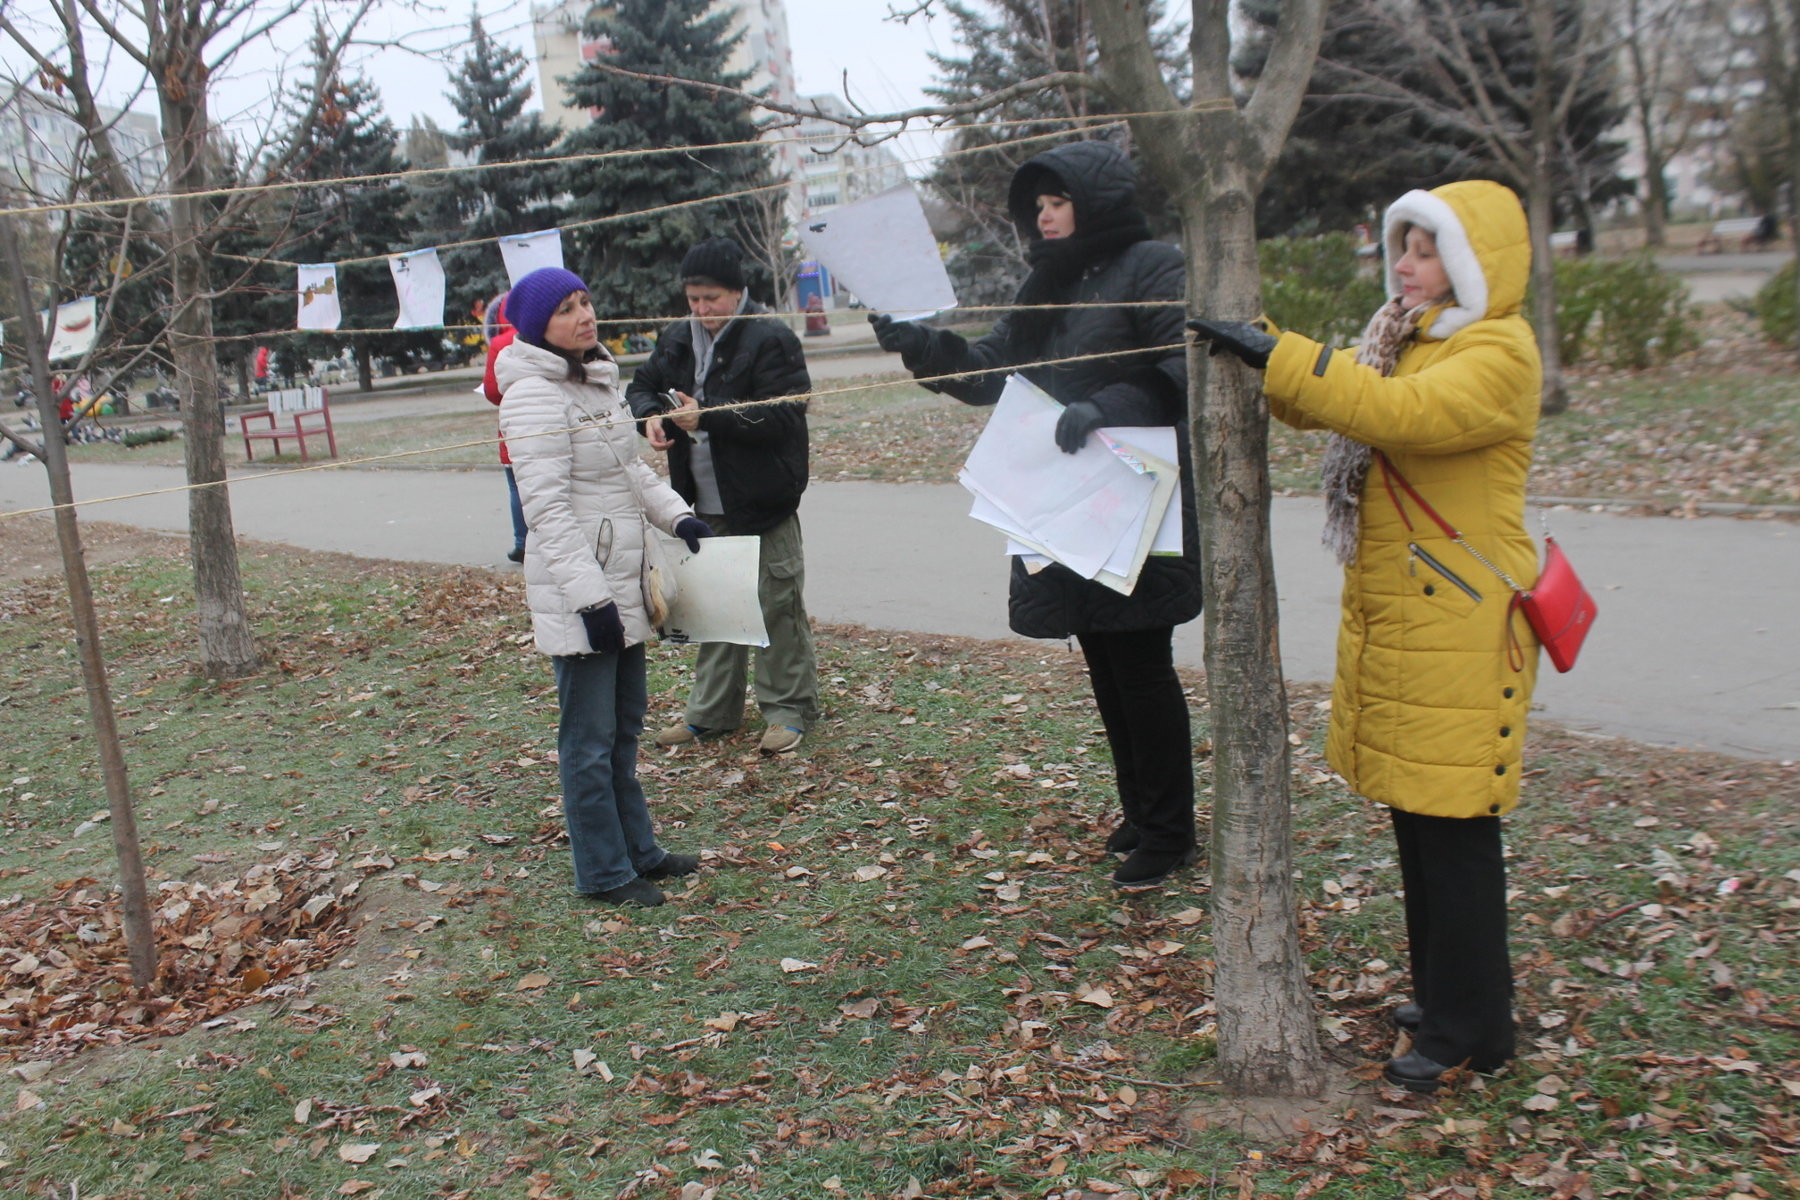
(1077, 627), (1196, 853)
(1389, 807), (1516, 1069)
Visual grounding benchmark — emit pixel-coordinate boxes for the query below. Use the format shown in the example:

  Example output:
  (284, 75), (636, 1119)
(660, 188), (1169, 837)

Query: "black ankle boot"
(1111, 844), (1196, 888)
(1392, 1001), (1423, 1033)
(1383, 1050), (1453, 1093)
(1104, 822), (1140, 854)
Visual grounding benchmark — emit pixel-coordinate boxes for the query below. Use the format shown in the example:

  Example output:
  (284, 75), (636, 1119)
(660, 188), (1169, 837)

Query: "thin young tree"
(0, 212), (156, 988)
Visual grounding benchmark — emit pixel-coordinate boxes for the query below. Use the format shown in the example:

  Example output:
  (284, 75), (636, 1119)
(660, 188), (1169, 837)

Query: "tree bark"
(1528, 0), (1571, 415)
(159, 84), (262, 678)
(1090, 0), (1327, 1098)
(0, 215), (158, 989)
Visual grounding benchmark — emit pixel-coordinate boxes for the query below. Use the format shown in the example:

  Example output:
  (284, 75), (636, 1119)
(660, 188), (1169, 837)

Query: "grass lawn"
(0, 521), (1795, 1198)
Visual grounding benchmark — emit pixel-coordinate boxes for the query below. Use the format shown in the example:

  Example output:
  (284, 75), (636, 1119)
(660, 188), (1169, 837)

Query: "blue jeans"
(552, 646), (667, 892)
(504, 466), (527, 552)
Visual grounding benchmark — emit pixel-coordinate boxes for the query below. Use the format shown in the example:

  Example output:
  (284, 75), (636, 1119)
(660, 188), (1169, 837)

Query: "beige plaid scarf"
(1319, 298), (1430, 565)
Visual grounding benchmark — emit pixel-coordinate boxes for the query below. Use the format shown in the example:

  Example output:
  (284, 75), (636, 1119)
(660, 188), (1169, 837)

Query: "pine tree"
(271, 32), (440, 389)
(417, 14), (562, 325)
(556, 0), (778, 324)
(923, 0), (1188, 307)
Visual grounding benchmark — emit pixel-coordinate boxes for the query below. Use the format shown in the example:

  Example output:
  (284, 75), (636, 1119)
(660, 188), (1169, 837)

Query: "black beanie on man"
(680, 237), (747, 291)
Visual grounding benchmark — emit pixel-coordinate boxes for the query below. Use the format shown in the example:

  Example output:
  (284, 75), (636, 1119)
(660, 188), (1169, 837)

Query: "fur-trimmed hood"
(1382, 180), (1531, 340)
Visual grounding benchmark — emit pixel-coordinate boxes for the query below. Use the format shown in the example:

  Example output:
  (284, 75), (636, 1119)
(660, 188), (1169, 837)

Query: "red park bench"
(240, 386), (337, 462)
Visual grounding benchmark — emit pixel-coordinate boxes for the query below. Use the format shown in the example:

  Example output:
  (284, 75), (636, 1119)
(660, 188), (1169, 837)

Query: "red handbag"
(1378, 454), (1597, 673)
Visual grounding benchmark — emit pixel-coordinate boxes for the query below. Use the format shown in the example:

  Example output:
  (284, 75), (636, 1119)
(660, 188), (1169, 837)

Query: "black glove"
(1187, 318), (1278, 371)
(674, 516), (713, 554)
(869, 313), (929, 361)
(1054, 399), (1105, 454)
(580, 602), (625, 655)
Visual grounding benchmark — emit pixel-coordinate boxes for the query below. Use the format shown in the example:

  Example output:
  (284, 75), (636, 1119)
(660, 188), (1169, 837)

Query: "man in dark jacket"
(627, 237), (819, 754)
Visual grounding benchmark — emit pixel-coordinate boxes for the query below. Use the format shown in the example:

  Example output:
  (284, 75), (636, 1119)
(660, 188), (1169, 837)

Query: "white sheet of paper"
(389, 248), (446, 329)
(1101, 429), (1183, 554)
(499, 229), (565, 285)
(42, 296), (98, 362)
(798, 184), (957, 320)
(657, 534), (769, 647)
(297, 264), (341, 331)
(958, 375), (1163, 579)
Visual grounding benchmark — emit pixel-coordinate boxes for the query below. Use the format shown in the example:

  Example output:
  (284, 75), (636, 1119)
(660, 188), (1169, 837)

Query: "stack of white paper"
(958, 374), (1182, 596)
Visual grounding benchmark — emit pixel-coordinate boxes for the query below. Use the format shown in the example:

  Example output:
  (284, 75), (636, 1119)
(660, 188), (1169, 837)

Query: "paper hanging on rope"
(39, 295), (99, 362)
(797, 184), (957, 320)
(296, 264), (341, 331)
(389, 248), (446, 329)
(499, 229), (565, 285)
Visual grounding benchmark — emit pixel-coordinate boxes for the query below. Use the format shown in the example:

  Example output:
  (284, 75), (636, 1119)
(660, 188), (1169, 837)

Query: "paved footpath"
(3, 454), (1794, 762)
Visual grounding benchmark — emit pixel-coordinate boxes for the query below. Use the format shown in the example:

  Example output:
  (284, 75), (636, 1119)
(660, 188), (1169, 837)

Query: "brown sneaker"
(758, 725), (804, 754)
(653, 723), (714, 748)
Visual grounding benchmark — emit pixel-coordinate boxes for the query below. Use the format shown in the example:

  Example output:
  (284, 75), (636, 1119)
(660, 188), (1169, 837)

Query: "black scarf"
(1008, 212), (1154, 359)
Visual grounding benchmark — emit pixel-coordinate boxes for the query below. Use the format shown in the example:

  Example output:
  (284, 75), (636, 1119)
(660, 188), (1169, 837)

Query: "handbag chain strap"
(1376, 452), (1525, 594)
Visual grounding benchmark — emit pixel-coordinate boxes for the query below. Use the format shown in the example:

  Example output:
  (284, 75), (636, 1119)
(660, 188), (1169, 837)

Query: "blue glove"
(1054, 399), (1104, 454)
(674, 516), (713, 554)
(580, 602), (625, 655)
(1187, 318), (1277, 370)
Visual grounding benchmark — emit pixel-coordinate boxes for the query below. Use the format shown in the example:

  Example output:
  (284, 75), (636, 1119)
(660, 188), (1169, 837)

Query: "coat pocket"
(1407, 542), (1483, 618)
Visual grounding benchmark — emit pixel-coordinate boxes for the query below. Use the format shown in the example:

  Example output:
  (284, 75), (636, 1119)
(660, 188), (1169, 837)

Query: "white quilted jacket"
(497, 340), (694, 656)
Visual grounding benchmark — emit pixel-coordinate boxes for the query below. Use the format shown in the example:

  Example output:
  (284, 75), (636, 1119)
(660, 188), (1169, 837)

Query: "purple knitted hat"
(506, 267), (589, 349)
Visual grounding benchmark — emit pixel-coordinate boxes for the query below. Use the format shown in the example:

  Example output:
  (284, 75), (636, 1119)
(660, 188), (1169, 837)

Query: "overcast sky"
(10, 0), (955, 170)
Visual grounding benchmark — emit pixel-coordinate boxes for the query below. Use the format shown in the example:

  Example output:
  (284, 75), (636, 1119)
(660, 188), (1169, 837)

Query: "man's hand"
(1186, 318), (1278, 371)
(667, 390), (701, 432)
(646, 417), (676, 451)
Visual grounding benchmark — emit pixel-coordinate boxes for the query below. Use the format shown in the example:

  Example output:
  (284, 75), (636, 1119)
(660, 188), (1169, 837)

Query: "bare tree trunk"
(1529, 0), (1571, 416)
(1090, 0), (1328, 1098)
(160, 87), (262, 678)
(357, 344), (375, 392)
(0, 215), (157, 989)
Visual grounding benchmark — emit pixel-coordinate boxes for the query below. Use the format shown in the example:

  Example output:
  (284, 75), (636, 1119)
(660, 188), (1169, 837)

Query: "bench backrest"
(269, 386), (328, 415)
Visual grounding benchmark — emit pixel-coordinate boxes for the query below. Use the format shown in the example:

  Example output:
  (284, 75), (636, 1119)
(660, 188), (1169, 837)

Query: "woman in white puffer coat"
(497, 267), (714, 908)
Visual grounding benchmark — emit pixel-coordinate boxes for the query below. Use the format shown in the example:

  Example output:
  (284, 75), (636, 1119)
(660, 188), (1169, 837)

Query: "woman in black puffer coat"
(871, 139), (1202, 888)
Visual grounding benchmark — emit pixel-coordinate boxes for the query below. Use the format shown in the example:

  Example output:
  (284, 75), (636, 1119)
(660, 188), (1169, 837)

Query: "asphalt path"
(3, 448), (1794, 762)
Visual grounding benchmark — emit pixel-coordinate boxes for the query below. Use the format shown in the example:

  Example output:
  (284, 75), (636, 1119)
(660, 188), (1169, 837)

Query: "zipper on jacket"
(1407, 542), (1483, 604)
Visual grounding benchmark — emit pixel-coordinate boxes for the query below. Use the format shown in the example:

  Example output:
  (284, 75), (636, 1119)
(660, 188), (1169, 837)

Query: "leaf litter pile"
(0, 524), (1795, 1199)
(1, 856), (360, 1058)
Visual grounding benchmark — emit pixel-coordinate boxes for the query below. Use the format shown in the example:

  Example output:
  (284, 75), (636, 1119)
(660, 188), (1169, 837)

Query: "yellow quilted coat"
(1264, 180), (1543, 818)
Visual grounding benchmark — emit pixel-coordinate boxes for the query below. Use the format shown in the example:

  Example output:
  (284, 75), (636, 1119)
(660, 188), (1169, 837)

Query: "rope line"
(0, 106), (1209, 221)
(0, 343), (1188, 522)
(69, 299), (1190, 356)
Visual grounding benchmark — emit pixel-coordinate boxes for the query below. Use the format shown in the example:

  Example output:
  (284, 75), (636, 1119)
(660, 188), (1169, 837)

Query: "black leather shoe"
(1104, 822), (1140, 854)
(1112, 845), (1196, 888)
(1393, 1002), (1423, 1033)
(1383, 1050), (1454, 1093)
(643, 852), (699, 880)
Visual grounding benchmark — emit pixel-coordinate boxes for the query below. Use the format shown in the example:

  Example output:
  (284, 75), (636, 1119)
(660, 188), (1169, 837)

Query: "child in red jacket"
(482, 292), (525, 563)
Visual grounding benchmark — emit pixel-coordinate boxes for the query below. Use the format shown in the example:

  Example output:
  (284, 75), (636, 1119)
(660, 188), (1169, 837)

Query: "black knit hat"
(680, 237), (746, 291)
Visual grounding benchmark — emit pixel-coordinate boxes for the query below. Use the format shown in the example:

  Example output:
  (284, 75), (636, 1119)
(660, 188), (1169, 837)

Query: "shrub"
(1258, 232), (1386, 346)
(1752, 261), (1796, 346)
(1551, 255), (1698, 369)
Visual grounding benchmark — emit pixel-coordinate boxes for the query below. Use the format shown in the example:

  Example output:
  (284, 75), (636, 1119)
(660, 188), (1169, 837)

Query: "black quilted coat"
(907, 140), (1202, 639)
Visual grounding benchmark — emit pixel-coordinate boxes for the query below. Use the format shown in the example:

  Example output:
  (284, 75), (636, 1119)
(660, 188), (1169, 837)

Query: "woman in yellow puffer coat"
(1191, 180), (1542, 1093)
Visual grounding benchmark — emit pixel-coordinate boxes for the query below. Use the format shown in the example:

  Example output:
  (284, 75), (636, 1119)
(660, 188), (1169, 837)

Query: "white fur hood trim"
(1382, 189), (1488, 340)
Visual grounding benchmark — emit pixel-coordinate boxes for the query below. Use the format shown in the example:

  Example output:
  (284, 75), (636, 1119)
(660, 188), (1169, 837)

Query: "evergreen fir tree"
(271, 32), (440, 389)
(923, 0), (1188, 308)
(556, 0), (778, 324)
(417, 14), (562, 326)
